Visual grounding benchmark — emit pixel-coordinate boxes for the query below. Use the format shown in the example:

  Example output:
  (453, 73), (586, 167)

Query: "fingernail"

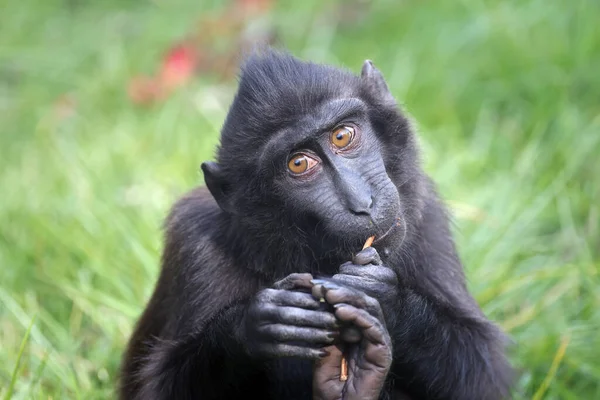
(327, 331), (339, 338)
(321, 281), (338, 289)
(311, 279), (326, 285)
(319, 350), (329, 358)
(333, 304), (346, 309)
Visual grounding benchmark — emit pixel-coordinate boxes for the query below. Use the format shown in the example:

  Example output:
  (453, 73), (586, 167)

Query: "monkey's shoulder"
(161, 186), (262, 297)
(163, 186), (220, 235)
(160, 186), (228, 267)
(162, 186), (253, 268)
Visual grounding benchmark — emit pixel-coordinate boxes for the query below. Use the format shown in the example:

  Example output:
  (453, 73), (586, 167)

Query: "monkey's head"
(202, 48), (424, 259)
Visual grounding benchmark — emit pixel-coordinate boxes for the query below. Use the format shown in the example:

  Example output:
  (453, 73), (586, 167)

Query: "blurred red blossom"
(128, 41), (200, 105)
(160, 43), (200, 90)
(127, 0), (276, 106)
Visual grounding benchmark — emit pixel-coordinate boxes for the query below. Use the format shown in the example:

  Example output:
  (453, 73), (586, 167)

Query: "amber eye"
(288, 153), (319, 174)
(331, 125), (355, 149)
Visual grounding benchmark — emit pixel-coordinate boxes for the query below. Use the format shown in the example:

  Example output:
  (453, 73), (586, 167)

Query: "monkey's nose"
(348, 195), (374, 216)
(334, 168), (373, 215)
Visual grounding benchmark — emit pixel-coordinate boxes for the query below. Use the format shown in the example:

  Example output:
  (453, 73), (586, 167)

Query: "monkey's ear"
(201, 161), (236, 215)
(361, 60), (396, 105)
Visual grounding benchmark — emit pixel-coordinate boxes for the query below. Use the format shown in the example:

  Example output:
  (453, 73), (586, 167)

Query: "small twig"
(340, 235), (375, 382)
(362, 235), (375, 250)
(340, 353), (349, 382)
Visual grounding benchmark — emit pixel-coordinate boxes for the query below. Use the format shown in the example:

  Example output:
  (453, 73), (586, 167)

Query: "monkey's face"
(262, 97), (403, 250)
(202, 51), (416, 254)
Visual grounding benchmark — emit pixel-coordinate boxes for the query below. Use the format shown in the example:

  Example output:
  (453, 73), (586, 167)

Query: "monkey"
(118, 47), (513, 400)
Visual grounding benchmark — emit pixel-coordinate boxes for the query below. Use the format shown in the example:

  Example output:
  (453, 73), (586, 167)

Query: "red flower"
(160, 43), (198, 91)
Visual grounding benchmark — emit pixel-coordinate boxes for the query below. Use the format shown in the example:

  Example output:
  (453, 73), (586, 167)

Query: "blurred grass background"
(1, 0), (599, 398)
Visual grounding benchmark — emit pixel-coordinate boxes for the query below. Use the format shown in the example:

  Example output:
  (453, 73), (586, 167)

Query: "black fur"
(119, 48), (513, 400)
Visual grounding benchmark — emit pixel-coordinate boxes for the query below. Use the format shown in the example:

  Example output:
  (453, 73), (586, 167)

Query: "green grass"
(1, 0), (599, 398)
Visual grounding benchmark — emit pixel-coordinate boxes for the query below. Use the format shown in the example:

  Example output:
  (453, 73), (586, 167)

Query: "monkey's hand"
(332, 246), (399, 308)
(244, 273), (339, 360)
(310, 280), (392, 400)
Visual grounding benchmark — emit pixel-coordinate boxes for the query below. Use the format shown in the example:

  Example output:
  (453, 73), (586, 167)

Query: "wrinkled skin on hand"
(311, 280), (393, 400)
(244, 273), (338, 359)
(243, 251), (395, 400)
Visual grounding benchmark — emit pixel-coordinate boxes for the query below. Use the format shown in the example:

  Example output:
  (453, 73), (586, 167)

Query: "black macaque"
(119, 47), (513, 400)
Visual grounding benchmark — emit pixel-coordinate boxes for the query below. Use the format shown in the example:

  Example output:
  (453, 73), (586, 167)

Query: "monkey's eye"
(331, 126), (355, 149)
(288, 153), (319, 175)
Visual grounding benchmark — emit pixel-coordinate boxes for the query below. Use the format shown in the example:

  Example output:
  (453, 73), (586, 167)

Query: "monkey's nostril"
(349, 196), (373, 216)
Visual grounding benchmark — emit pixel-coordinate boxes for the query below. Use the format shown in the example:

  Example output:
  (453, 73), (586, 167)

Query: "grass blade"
(3, 314), (37, 400)
(532, 334), (571, 400)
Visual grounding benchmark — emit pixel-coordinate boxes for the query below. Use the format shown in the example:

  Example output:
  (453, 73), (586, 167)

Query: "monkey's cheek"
(372, 216), (405, 249)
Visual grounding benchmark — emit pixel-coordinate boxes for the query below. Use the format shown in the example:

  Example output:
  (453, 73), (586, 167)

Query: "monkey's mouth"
(372, 216), (402, 245)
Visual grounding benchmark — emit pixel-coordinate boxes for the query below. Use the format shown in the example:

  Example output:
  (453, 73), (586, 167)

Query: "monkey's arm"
(128, 257), (338, 399)
(128, 263), (337, 400)
(386, 285), (512, 400)
(390, 200), (513, 400)
(122, 238), (260, 398)
(132, 301), (253, 400)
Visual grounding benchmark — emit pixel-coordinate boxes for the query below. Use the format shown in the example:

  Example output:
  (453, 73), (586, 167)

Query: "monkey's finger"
(337, 264), (398, 285)
(311, 280), (384, 320)
(335, 304), (393, 370)
(273, 273), (314, 291)
(261, 305), (339, 329)
(352, 247), (382, 266)
(260, 289), (321, 309)
(334, 304), (390, 347)
(259, 343), (327, 360)
(259, 324), (337, 345)
(330, 274), (379, 294)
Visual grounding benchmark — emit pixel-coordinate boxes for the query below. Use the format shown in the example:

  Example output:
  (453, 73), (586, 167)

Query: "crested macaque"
(119, 48), (513, 400)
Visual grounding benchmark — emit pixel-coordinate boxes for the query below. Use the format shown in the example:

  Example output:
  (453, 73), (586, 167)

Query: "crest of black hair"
(217, 48), (368, 172)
